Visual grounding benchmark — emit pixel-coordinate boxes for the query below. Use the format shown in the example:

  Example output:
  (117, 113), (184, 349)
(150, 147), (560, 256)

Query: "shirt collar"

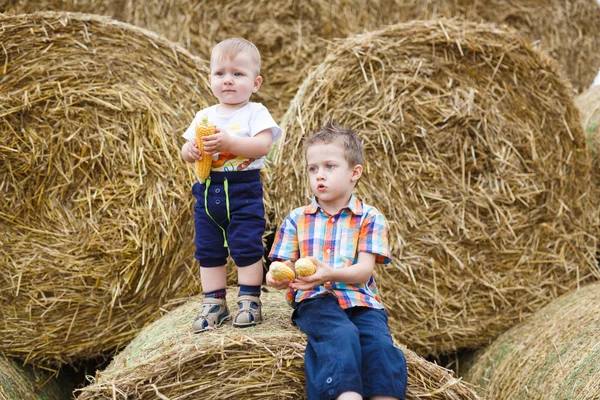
(304, 194), (363, 216)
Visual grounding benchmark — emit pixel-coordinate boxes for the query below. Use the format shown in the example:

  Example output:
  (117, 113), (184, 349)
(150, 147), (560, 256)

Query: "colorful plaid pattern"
(269, 195), (392, 309)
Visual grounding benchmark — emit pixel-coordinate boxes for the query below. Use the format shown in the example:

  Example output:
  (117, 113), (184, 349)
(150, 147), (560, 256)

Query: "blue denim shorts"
(192, 170), (265, 267)
(292, 294), (408, 400)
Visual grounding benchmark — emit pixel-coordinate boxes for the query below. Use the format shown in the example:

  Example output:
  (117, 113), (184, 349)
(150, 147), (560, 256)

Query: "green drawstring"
(204, 177), (231, 247)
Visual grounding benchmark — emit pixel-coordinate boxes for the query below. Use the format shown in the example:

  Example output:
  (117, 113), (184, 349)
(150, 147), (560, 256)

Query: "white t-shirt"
(183, 102), (281, 172)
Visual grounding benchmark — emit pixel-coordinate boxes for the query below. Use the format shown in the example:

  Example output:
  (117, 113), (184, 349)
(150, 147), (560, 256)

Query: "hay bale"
(0, 11), (212, 366)
(576, 85), (600, 170)
(0, 354), (72, 400)
(76, 289), (480, 400)
(464, 282), (600, 399)
(268, 19), (599, 357)
(2, 1), (599, 118)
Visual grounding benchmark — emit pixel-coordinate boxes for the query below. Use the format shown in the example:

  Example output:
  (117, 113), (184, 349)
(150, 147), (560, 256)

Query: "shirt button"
(326, 377), (332, 384)
(215, 199), (221, 205)
(215, 188), (221, 193)
(328, 389), (334, 395)
(331, 217), (335, 222)
(326, 249), (331, 254)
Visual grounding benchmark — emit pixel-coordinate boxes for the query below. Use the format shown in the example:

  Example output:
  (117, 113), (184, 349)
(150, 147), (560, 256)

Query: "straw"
(0, 11), (212, 366)
(77, 288), (481, 400)
(464, 282), (600, 399)
(267, 19), (599, 357)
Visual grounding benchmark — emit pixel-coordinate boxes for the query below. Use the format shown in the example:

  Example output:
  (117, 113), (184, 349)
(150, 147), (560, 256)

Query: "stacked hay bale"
(0, 12), (212, 365)
(576, 85), (600, 172)
(77, 289), (480, 400)
(2, 0), (599, 120)
(464, 282), (600, 399)
(0, 354), (72, 400)
(268, 20), (599, 356)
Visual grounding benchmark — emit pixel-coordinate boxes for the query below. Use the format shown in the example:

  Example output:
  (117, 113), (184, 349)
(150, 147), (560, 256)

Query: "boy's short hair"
(304, 122), (364, 167)
(211, 38), (261, 75)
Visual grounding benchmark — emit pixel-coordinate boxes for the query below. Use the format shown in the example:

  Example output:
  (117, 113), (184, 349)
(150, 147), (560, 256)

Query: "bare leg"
(237, 259), (263, 286)
(337, 392), (362, 400)
(199, 265), (227, 293)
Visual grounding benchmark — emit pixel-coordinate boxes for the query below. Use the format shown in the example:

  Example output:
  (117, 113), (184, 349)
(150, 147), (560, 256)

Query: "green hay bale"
(464, 282), (600, 399)
(267, 19), (599, 357)
(77, 289), (480, 400)
(0, 354), (73, 400)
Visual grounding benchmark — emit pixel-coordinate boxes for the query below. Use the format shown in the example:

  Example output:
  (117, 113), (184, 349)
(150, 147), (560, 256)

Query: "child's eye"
(308, 166), (317, 173)
(326, 164), (334, 169)
(234, 72), (243, 77)
(215, 71), (224, 76)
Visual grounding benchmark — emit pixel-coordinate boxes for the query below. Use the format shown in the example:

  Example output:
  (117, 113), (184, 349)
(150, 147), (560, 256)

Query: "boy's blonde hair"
(211, 38), (261, 75)
(304, 122), (364, 167)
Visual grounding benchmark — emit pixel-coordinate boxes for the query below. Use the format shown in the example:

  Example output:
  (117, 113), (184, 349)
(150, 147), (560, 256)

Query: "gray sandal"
(192, 297), (231, 333)
(232, 295), (262, 328)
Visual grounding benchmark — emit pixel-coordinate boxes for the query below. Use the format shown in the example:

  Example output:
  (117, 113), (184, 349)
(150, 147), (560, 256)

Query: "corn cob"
(295, 258), (317, 277)
(195, 116), (215, 182)
(269, 261), (296, 281)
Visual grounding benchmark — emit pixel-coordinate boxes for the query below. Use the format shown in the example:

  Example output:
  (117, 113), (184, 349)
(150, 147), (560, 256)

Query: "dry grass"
(0, 11), (212, 366)
(267, 19), (599, 357)
(2, 0), (598, 120)
(464, 282), (600, 399)
(77, 288), (481, 400)
(0, 353), (72, 400)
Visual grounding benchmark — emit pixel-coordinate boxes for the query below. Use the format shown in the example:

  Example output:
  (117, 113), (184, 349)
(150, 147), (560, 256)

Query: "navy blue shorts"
(292, 294), (407, 400)
(192, 170), (266, 267)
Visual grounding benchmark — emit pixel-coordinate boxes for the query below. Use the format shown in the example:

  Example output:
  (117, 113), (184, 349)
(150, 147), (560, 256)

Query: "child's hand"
(266, 271), (292, 290)
(186, 138), (202, 161)
(290, 257), (331, 291)
(202, 127), (234, 155)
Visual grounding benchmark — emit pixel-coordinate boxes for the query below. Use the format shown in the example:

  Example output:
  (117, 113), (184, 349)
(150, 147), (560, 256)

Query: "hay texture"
(0, 12), (212, 366)
(464, 282), (600, 399)
(0, 354), (72, 400)
(2, 1), (599, 118)
(77, 289), (480, 400)
(268, 20), (599, 357)
(576, 85), (600, 171)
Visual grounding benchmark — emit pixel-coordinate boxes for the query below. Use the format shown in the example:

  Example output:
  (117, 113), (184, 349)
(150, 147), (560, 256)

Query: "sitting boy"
(267, 122), (407, 400)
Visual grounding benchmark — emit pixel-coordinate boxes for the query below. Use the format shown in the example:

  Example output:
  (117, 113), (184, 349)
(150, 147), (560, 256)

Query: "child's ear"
(253, 75), (263, 93)
(351, 164), (363, 182)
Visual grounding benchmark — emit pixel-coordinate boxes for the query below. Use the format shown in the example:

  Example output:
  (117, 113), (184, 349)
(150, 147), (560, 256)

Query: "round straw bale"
(267, 19), (599, 357)
(0, 12), (211, 366)
(464, 282), (600, 399)
(0, 354), (73, 400)
(2, 1), (599, 116)
(76, 289), (480, 400)
(576, 85), (600, 172)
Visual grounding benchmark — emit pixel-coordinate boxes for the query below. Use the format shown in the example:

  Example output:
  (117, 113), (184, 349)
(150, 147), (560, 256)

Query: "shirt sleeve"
(250, 103), (282, 142)
(358, 209), (392, 264)
(268, 214), (300, 262)
(268, 214), (300, 307)
(182, 110), (208, 141)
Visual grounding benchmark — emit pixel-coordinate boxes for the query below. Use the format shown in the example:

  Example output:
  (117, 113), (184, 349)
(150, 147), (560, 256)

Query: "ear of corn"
(195, 116), (215, 182)
(269, 261), (296, 281)
(295, 258), (317, 277)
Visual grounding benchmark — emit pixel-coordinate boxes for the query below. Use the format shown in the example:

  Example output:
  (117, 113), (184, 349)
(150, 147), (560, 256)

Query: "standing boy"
(268, 122), (407, 400)
(181, 38), (281, 332)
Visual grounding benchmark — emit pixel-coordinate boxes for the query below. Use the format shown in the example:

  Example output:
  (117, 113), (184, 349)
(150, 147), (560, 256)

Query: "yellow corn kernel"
(269, 261), (296, 281)
(195, 116), (215, 182)
(295, 258), (317, 277)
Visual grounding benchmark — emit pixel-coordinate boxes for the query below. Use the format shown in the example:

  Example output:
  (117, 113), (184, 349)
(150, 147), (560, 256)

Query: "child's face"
(306, 141), (362, 213)
(209, 50), (262, 108)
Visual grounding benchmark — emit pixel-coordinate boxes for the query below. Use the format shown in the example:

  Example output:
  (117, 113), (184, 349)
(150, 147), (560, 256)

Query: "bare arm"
(202, 128), (273, 159)
(289, 252), (377, 291)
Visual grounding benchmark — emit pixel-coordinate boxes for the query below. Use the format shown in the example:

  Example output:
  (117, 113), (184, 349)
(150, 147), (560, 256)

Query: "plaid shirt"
(269, 194), (392, 309)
